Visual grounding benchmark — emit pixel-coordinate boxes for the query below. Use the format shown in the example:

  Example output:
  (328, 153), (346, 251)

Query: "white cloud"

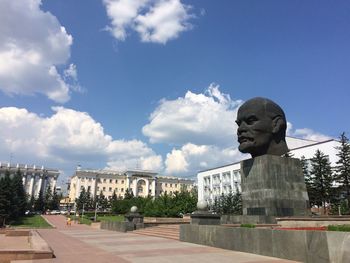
(0, 106), (162, 179)
(165, 143), (245, 175)
(0, 0), (78, 103)
(289, 128), (332, 142)
(103, 0), (194, 44)
(142, 83), (242, 146)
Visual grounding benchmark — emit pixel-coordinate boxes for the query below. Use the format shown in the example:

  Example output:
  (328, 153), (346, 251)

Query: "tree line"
(0, 169), (61, 225)
(207, 132), (350, 216)
(301, 132), (350, 214)
(75, 186), (198, 217)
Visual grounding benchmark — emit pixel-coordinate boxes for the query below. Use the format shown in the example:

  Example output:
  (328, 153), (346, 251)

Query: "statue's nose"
(237, 122), (247, 134)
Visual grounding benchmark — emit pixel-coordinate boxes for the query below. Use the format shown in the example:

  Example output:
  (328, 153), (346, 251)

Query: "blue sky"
(0, 0), (349, 185)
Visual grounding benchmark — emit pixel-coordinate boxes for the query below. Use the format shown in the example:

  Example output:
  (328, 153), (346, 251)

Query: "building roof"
(197, 137), (337, 174)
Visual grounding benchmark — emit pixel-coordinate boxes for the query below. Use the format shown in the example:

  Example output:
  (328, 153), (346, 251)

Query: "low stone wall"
(0, 230), (53, 263)
(277, 217), (350, 228)
(221, 214), (277, 224)
(144, 217), (190, 223)
(180, 224), (350, 263)
(100, 221), (129, 232)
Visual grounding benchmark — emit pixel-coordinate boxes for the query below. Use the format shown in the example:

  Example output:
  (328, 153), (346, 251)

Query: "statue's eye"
(246, 116), (258, 125)
(235, 120), (241, 126)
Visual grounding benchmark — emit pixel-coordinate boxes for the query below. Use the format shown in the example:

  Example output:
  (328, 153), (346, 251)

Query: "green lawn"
(10, 215), (52, 228)
(68, 214), (124, 226)
(97, 215), (124, 222)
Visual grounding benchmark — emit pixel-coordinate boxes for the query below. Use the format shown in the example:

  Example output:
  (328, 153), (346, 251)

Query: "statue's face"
(236, 101), (274, 157)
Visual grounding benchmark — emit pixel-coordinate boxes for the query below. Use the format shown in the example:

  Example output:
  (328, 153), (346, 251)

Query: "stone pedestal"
(241, 155), (309, 222)
(190, 211), (221, 225)
(125, 212), (144, 230)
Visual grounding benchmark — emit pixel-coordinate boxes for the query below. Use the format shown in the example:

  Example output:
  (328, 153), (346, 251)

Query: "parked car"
(50, 210), (60, 215)
(60, 210), (68, 215)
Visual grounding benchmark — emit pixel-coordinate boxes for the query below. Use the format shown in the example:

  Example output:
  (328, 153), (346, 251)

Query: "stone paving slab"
(14, 215), (300, 263)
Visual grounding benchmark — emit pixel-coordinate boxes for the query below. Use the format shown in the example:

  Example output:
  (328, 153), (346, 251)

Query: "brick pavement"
(14, 215), (300, 263)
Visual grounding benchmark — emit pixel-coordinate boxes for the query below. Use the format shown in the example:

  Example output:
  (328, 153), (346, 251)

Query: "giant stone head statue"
(236, 97), (288, 158)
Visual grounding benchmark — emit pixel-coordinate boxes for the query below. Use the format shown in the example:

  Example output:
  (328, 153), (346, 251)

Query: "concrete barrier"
(180, 224), (350, 263)
(0, 230), (53, 263)
(100, 221), (136, 232)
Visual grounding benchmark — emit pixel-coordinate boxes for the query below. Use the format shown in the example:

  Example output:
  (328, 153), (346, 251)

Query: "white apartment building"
(68, 166), (195, 203)
(0, 162), (59, 197)
(198, 137), (341, 205)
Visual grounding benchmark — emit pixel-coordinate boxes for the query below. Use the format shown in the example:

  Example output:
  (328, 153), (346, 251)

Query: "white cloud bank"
(142, 84), (332, 175)
(103, 0), (194, 44)
(0, 0), (79, 103)
(0, 107), (162, 176)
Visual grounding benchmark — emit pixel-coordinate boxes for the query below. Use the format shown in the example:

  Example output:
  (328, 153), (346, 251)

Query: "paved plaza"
(15, 215), (299, 263)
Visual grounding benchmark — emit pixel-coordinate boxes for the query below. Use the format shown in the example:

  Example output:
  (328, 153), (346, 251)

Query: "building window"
(97, 187), (99, 191)
(103, 179), (106, 183)
(103, 187), (106, 191)
(87, 186), (91, 191)
(109, 187), (112, 192)
(121, 180), (124, 184)
(121, 188), (124, 192)
(116, 180), (118, 184)
(165, 183), (168, 187)
(110, 179), (112, 183)
(170, 184), (172, 187)
(88, 178), (92, 182)
(175, 184), (177, 188)
(115, 188), (118, 192)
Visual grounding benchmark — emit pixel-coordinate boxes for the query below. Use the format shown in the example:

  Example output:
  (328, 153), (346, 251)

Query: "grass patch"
(68, 215), (92, 225)
(240, 223), (256, 228)
(97, 215), (124, 222)
(327, 225), (350, 232)
(10, 215), (52, 228)
(68, 214), (124, 225)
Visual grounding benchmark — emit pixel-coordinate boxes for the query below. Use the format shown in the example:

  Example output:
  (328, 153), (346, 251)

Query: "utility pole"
(94, 202), (98, 222)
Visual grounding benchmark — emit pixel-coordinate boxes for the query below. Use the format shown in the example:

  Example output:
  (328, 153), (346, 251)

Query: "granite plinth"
(191, 211), (221, 225)
(241, 155), (309, 221)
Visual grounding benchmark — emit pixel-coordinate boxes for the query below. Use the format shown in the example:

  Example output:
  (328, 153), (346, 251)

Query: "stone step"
(133, 225), (180, 240)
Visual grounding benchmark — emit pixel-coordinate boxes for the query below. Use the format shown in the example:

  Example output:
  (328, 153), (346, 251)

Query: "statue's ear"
(272, 116), (284, 134)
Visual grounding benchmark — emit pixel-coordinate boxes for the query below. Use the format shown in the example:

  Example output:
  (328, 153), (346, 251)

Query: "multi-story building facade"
(198, 137), (341, 206)
(0, 162), (59, 197)
(68, 166), (195, 203)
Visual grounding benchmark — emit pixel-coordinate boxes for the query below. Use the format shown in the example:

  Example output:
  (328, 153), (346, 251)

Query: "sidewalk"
(15, 215), (299, 263)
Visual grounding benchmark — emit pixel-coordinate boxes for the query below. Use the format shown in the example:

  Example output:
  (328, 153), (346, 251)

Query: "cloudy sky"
(0, 0), (349, 186)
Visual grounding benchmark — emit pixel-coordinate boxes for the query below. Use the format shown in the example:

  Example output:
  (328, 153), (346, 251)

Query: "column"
(37, 175), (43, 196)
(52, 176), (57, 191)
(219, 172), (223, 195)
(209, 174), (213, 205)
(76, 177), (81, 199)
(133, 179), (137, 196)
(91, 176), (96, 198)
(151, 179), (156, 197)
(29, 174), (35, 197)
(126, 175), (131, 190)
(145, 179), (150, 196)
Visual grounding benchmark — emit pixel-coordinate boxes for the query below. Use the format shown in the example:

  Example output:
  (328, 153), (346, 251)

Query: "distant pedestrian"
(66, 217), (71, 226)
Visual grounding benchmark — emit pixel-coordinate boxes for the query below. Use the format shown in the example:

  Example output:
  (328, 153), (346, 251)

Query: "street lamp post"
(94, 202), (98, 222)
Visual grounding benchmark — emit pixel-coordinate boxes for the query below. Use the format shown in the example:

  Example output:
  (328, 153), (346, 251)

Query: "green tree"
(310, 150), (334, 213)
(50, 187), (61, 210)
(44, 185), (53, 211)
(0, 174), (11, 225)
(75, 187), (87, 211)
(335, 132), (350, 206)
(124, 188), (134, 200)
(96, 190), (108, 211)
(300, 156), (316, 206)
(11, 169), (27, 218)
(34, 189), (45, 212)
